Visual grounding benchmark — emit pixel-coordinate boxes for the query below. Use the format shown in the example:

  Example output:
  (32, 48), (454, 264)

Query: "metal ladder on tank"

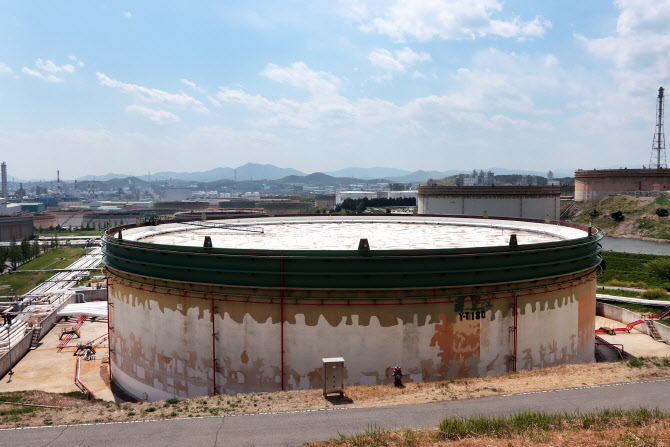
(28, 324), (42, 350)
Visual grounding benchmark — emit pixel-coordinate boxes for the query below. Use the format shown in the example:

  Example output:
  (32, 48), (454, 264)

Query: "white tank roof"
(121, 216), (589, 251)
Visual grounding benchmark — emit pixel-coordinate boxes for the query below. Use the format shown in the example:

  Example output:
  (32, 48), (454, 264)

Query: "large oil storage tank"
(418, 185), (561, 220)
(103, 215), (601, 401)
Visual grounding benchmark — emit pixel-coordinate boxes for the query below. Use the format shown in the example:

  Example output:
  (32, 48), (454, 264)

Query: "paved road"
(3, 379), (670, 446)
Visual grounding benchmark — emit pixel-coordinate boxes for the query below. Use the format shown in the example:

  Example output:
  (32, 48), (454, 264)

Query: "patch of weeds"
(170, 411), (178, 417)
(58, 391), (88, 400)
(126, 411), (136, 417)
(209, 408), (219, 415)
(662, 359), (670, 367)
(146, 407), (156, 412)
(402, 428), (421, 447)
(43, 417), (53, 426)
(628, 358), (645, 368)
(165, 397), (180, 405)
(0, 408), (36, 417)
(0, 393), (24, 403)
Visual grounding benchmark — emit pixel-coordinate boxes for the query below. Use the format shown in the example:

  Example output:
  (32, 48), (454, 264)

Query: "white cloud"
(261, 62), (343, 95)
(572, 0), (670, 135)
(126, 105), (181, 124)
(577, 1), (670, 75)
(0, 62), (13, 74)
(181, 78), (205, 93)
(368, 49), (404, 72)
(36, 58), (75, 73)
(347, 0), (551, 42)
(97, 72), (208, 112)
(124, 11), (132, 19)
(206, 95), (222, 108)
(217, 58), (556, 135)
(21, 67), (63, 83)
(69, 55), (85, 68)
(368, 47), (431, 79)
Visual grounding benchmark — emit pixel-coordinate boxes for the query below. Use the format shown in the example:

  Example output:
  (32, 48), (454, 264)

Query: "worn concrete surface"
(0, 319), (111, 400)
(596, 316), (670, 358)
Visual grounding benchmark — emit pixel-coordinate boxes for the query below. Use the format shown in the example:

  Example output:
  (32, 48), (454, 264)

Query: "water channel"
(601, 236), (670, 256)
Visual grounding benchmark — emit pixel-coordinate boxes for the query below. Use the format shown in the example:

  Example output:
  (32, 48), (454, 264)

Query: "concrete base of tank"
(107, 267), (597, 401)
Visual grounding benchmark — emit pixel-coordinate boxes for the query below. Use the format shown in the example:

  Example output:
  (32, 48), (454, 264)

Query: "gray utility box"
(322, 357), (345, 397)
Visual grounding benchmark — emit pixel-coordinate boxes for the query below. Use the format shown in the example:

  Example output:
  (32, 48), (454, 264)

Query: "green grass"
(570, 195), (670, 239)
(597, 287), (643, 298)
(0, 408), (38, 417)
(599, 251), (670, 290)
(437, 408), (667, 440)
(332, 408), (669, 445)
(0, 247), (89, 296)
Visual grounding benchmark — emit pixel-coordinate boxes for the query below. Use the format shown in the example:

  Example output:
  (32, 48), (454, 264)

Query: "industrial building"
(417, 186), (561, 220)
(103, 215), (601, 401)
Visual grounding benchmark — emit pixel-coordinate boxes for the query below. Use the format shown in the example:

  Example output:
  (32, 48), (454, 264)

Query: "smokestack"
(1, 162), (6, 199)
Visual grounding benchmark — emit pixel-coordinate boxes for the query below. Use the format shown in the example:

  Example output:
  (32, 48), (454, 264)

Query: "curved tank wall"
(103, 215), (601, 401)
(0, 215), (34, 242)
(417, 186), (561, 220)
(575, 168), (670, 202)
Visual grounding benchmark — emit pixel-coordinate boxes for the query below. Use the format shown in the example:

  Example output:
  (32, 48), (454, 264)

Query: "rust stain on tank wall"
(430, 312), (480, 379)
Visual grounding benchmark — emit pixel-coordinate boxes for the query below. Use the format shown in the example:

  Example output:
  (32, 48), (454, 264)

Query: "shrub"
(656, 208), (669, 217)
(611, 211), (625, 221)
(642, 288), (669, 299)
(606, 279), (648, 289)
(648, 259), (670, 282)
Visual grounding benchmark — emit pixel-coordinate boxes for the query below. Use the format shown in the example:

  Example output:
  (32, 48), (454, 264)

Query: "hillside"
(567, 194), (670, 240)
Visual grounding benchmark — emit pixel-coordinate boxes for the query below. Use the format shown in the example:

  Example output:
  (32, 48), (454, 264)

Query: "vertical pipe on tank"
(280, 257), (285, 391)
(211, 298), (217, 396)
(513, 294), (518, 373)
(106, 280), (112, 386)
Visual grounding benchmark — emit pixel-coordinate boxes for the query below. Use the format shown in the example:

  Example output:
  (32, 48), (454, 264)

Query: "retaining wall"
(0, 329), (33, 380)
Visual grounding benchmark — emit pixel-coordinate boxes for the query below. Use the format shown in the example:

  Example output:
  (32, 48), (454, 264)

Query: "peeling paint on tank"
(107, 270), (598, 400)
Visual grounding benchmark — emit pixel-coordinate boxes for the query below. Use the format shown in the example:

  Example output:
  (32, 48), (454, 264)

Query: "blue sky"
(1, 0), (669, 179)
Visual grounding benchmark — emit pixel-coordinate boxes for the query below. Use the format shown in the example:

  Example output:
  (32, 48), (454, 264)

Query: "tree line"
(0, 235), (62, 274)
(335, 197), (417, 212)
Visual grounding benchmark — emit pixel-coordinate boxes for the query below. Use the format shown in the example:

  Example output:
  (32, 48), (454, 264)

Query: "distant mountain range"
(77, 163), (304, 182)
(71, 164), (577, 184)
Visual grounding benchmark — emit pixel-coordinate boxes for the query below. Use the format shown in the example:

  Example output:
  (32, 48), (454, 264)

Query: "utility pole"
(650, 87), (667, 169)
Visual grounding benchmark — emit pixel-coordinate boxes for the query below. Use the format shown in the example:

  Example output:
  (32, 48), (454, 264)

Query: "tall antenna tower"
(650, 86), (667, 169)
(57, 170), (61, 199)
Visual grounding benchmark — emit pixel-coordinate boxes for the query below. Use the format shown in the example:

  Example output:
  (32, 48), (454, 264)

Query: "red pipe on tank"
(280, 257), (285, 391)
(211, 298), (217, 396)
(106, 280), (112, 385)
(513, 294), (518, 373)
